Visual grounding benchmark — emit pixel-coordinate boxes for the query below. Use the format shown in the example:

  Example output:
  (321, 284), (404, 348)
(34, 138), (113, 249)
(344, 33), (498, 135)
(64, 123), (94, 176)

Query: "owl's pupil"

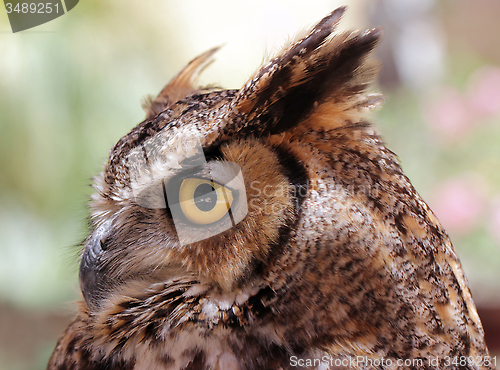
(194, 183), (217, 212)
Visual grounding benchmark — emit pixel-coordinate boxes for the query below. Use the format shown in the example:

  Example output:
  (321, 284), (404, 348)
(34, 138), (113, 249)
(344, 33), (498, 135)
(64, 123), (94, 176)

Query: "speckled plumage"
(48, 7), (496, 370)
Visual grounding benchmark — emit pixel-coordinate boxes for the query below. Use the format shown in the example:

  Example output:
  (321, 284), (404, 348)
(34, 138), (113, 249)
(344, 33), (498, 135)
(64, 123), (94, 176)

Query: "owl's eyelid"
(175, 176), (238, 200)
(164, 160), (240, 193)
(182, 176), (223, 186)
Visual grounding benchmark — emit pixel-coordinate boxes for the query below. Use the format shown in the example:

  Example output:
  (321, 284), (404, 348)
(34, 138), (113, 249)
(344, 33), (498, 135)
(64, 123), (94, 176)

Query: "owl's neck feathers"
(52, 278), (292, 369)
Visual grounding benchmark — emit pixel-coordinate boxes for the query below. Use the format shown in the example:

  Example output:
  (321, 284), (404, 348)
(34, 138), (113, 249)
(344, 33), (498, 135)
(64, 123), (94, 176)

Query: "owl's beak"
(79, 220), (112, 311)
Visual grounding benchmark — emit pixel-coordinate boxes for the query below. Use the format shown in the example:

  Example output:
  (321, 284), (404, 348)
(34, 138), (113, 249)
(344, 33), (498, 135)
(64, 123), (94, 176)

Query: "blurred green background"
(0, 1), (499, 369)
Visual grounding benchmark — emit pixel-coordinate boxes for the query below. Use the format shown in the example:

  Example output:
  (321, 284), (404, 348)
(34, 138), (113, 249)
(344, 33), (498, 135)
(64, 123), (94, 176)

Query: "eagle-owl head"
(49, 7), (494, 370)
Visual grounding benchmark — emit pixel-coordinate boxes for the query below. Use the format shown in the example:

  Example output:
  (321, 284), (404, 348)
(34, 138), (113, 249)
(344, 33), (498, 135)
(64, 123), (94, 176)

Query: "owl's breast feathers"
(48, 7), (495, 370)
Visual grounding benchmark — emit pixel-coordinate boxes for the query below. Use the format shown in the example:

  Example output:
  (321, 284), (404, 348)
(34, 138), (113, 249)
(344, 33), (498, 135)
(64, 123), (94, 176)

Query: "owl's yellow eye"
(178, 178), (233, 225)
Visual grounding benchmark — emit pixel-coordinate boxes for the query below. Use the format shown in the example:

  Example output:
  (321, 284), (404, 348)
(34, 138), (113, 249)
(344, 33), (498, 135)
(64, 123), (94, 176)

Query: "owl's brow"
(160, 144), (222, 174)
(158, 142), (225, 182)
(201, 144), (224, 161)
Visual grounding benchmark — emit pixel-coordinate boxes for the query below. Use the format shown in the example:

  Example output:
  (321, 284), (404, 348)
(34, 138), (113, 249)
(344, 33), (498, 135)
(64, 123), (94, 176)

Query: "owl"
(47, 7), (496, 370)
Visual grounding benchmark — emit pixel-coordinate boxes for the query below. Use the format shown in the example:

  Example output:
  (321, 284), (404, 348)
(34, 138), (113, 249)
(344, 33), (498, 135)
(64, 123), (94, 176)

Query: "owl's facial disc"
(162, 138), (307, 290)
(83, 137), (307, 301)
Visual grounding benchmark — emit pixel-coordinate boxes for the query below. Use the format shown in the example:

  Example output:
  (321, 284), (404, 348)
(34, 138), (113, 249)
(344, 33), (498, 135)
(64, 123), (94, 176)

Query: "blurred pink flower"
(467, 66), (500, 117)
(424, 87), (473, 140)
(489, 198), (500, 244)
(430, 177), (486, 235)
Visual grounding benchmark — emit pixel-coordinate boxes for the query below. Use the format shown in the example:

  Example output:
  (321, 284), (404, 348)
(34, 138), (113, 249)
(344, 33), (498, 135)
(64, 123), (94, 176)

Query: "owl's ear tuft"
(233, 7), (382, 136)
(142, 46), (221, 118)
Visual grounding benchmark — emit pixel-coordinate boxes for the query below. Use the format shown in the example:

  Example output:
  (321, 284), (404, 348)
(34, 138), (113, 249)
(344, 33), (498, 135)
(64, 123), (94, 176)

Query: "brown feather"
(142, 46), (221, 118)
